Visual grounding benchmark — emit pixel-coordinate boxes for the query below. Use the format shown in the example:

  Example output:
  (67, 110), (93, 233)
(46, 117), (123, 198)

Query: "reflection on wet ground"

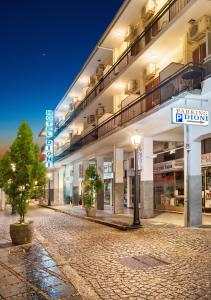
(0, 242), (81, 300)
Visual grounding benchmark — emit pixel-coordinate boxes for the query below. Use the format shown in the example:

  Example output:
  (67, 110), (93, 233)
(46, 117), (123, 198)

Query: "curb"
(39, 205), (140, 231)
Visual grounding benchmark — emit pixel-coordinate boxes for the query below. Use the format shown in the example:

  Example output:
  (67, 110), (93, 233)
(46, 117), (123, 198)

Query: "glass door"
(203, 168), (211, 213)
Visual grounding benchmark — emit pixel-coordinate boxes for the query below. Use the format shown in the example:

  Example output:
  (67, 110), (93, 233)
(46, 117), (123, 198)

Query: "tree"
(83, 165), (103, 208)
(0, 152), (18, 213)
(0, 121), (46, 222)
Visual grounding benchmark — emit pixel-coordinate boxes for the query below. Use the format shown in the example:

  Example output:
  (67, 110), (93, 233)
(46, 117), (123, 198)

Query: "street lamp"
(47, 173), (52, 206)
(131, 134), (142, 227)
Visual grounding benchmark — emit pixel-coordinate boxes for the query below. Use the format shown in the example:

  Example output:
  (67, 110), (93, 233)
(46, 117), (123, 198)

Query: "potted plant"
(0, 121), (46, 245)
(83, 165), (103, 217)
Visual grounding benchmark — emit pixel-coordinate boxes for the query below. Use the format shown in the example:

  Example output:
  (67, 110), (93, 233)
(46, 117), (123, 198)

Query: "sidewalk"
(0, 242), (81, 300)
(0, 209), (81, 300)
(41, 204), (211, 228)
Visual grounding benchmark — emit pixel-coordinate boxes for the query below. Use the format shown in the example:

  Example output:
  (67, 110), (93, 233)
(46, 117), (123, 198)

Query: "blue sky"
(0, 0), (123, 154)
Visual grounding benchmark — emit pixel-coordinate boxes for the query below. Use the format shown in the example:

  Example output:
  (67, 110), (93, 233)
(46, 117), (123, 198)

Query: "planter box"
(10, 222), (34, 245)
(85, 207), (96, 217)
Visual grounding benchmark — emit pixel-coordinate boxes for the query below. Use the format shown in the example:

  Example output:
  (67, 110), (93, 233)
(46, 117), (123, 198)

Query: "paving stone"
(1, 206), (211, 300)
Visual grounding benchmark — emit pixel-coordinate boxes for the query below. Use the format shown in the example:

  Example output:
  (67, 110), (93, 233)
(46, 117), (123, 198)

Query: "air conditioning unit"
(103, 65), (112, 76)
(89, 75), (97, 87)
(124, 80), (138, 94)
(142, 0), (156, 22)
(124, 25), (137, 43)
(96, 105), (105, 118)
(189, 15), (211, 42)
(87, 115), (96, 125)
(96, 64), (105, 80)
(145, 64), (157, 81)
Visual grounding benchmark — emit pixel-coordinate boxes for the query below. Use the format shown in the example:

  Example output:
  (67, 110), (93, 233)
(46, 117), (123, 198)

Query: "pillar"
(64, 164), (72, 204)
(113, 147), (124, 214)
(96, 156), (104, 210)
(81, 160), (89, 206)
(53, 171), (59, 205)
(73, 163), (80, 206)
(184, 126), (202, 227)
(140, 137), (154, 218)
(58, 167), (65, 204)
(125, 159), (133, 208)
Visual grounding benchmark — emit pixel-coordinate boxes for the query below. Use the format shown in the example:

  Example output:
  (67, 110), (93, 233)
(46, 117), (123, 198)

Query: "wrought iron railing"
(53, 0), (191, 139)
(54, 61), (210, 162)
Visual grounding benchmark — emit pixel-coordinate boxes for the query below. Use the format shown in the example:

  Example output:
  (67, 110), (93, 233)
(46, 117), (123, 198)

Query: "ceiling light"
(114, 30), (125, 38)
(79, 76), (89, 84)
(114, 82), (125, 90)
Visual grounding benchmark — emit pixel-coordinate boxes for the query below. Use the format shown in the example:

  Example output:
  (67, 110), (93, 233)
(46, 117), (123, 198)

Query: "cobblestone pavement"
(0, 209), (81, 300)
(1, 206), (211, 300)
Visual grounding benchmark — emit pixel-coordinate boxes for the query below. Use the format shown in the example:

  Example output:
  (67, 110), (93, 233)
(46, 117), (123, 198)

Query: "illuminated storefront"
(154, 138), (211, 213)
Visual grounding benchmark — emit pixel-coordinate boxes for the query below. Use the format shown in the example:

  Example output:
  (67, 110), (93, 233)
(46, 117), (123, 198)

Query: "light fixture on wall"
(170, 149), (176, 155)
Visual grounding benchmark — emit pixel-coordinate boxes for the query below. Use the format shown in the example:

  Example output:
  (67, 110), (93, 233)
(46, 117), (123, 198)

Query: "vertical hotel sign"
(45, 110), (54, 168)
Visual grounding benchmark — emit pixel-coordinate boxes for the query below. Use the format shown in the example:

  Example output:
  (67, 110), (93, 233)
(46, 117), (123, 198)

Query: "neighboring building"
(41, 0), (211, 226)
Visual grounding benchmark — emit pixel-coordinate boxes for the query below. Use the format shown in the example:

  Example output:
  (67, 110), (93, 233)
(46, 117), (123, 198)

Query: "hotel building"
(41, 0), (211, 226)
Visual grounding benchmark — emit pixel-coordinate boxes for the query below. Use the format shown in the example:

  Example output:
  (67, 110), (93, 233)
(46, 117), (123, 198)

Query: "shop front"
(103, 162), (113, 206)
(154, 159), (184, 212)
(154, 152), (211, 213)
(202, 153), (211, 213)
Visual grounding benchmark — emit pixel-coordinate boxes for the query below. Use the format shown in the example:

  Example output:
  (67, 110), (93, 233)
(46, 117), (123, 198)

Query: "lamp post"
(47, 173), (52, 206)
(131, 134), (142, 227)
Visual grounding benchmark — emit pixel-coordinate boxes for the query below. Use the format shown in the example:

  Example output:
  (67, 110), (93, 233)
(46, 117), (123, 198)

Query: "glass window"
(205, 138), (211, 154)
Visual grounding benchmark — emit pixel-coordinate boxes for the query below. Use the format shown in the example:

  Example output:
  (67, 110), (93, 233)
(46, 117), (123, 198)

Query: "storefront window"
(202, 168), (211, 212)
(154, 171), (184, 212)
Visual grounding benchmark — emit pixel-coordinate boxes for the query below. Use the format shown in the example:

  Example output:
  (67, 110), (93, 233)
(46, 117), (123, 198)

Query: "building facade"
(41, 0), (211, 226)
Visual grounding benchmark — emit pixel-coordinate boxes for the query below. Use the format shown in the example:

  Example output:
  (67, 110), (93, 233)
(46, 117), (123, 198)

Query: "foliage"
(0, 121), (46, 223)
(83, 165), (103, 208)
(0, 152), (18, 213)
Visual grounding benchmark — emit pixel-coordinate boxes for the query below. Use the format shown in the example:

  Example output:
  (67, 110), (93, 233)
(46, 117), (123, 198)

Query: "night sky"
(0, 0), (124, 157)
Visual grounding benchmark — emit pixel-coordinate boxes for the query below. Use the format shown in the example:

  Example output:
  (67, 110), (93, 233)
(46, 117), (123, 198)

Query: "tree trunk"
(11, 205), (16, 215)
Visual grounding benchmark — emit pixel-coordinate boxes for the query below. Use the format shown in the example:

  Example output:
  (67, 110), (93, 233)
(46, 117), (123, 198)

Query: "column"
(96, 156), (104, 210)
(184, 126), (202, 227)
(81, 160), (89, 206)
(58, 167), (65, 204)
(140, 137), (154, 218)
(113, 147), (124, 214)
(64, 164), (72, 204)
(73, 163), (80, 206)
(53, 171), (59, 205)
(125, 159), (133, 208)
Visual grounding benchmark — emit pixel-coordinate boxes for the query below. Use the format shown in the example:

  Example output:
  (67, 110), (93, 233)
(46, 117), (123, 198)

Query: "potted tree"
(83, 165), (103, 217)
(0, 121), (46, 245)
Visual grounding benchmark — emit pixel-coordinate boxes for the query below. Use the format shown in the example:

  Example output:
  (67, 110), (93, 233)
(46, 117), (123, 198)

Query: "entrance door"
(202, 168), (211, 213)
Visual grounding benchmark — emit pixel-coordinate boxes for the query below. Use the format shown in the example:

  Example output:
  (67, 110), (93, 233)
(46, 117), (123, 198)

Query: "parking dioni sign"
(172, 108), (209, 126)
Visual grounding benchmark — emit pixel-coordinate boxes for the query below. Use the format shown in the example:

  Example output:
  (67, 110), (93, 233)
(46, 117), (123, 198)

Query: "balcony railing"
(53, 0), (192, 139)
(54, 61), (210, 162)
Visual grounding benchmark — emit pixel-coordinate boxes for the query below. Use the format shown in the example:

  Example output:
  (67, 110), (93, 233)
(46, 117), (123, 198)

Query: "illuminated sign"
(172, 108), (209, 126)
(45, 110), (54, 168)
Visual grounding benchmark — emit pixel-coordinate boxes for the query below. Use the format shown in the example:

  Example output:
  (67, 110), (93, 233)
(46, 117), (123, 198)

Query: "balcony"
(53, 0), (191, 139)
(54, 61), (211, 162)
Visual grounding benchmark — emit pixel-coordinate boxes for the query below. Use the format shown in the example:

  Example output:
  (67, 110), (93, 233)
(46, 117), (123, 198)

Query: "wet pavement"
(1, 206), (211, 300)
(0, 241), (81, 300)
